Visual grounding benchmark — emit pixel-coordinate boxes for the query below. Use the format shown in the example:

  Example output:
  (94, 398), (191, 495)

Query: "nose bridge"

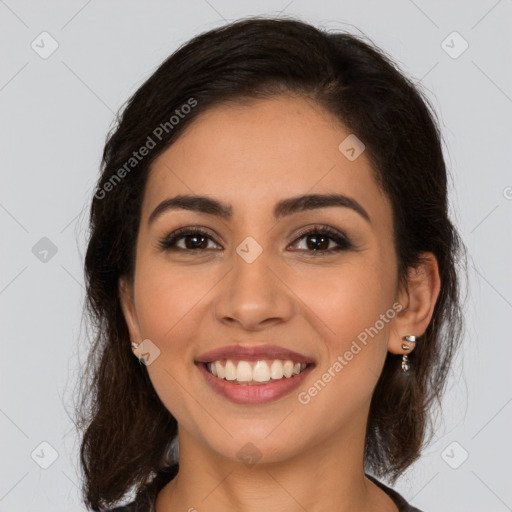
(233, 236), (273, 291)
(214, 235), (293, 329)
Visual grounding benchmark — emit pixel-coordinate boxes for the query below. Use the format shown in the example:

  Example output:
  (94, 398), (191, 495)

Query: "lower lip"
(196, 362), (314, 404)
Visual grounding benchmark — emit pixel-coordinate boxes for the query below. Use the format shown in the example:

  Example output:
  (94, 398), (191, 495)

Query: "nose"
(213, 246), (295, 331)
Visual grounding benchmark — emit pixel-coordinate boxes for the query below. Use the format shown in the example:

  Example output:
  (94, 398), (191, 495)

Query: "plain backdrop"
(1, 1), (511, 511)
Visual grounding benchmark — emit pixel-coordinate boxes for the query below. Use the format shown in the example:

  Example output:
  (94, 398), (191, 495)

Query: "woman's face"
(120, 95), (402, 464)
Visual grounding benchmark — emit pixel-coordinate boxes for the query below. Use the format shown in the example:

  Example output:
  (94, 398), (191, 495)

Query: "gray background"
(1, 1), (511, 511)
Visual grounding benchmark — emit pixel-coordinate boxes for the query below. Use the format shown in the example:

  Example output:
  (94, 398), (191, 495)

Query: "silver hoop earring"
(401, 335), (418, 373)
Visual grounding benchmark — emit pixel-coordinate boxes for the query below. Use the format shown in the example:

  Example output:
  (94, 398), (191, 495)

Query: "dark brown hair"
(75, 15), (465, 511)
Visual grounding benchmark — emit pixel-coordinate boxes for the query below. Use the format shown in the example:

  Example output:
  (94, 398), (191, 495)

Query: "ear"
(388, 253), (441, 355)
(118, 276), (143, 343)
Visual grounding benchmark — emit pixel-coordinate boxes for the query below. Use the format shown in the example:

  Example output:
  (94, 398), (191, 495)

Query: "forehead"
(142, 95), (391, 225)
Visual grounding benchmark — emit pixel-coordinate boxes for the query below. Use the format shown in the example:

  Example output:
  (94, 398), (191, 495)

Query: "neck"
(155, 416), (398, 512)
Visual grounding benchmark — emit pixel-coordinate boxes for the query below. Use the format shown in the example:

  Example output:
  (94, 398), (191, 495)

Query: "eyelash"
(158, 224), (354, 255)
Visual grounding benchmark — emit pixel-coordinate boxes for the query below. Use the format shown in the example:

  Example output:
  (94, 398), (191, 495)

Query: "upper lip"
(195, 344), (315, 364)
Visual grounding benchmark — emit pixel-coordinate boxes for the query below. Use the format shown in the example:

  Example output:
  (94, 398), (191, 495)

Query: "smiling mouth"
(200, 359), (309, 386)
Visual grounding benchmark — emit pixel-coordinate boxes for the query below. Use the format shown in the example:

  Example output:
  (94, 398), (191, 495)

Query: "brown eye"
(158, 224), (353, 255)
(159, 228), (221, 251)
(289, 225), (353, 254)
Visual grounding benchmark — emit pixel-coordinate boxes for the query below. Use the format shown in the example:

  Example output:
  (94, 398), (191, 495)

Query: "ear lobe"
(118, 276), (142, 342)
(388, 253), (441, 355)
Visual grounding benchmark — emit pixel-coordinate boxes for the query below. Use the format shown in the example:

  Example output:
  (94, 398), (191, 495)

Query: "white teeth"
(270, 360), (284, 379)
(214, 360), (225, 379)
(253, 361), (270, 382)
(208, 362), (217, 376)
(224, 360), (237, 381)
(283, 360), (294, 378)
(205, 359), (308, 384)
(236, 361), (253, 382)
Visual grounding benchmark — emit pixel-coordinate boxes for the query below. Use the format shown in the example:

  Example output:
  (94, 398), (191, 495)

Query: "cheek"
(133, 256), (213, 343)
(290, 257), (396, 345)
(290, 260), (397, 424)
(132, 258), (213, 426)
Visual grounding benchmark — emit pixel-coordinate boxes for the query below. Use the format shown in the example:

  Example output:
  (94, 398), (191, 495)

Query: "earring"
(131, 341), (145, 365)
(401, 335), (418, 373)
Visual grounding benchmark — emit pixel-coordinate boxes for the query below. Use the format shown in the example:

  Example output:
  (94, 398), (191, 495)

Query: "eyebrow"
(147, 193), (371, 225)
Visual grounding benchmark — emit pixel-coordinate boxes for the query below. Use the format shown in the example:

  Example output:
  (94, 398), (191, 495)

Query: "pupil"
(308, 235), (328, 251)
(186, 235), (207, 249)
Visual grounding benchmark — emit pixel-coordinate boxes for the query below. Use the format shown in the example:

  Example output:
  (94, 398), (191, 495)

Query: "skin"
(119, 95), (440, 512)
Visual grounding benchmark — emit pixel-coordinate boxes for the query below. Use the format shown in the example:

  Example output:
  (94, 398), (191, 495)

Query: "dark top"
(108, 465), (423, 512)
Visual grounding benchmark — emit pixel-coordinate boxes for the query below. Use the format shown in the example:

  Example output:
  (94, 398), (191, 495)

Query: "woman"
(76, 16), (464, 512)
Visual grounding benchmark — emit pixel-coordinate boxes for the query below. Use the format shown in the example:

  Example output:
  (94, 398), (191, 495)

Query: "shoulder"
(365, 473), (425, 512)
